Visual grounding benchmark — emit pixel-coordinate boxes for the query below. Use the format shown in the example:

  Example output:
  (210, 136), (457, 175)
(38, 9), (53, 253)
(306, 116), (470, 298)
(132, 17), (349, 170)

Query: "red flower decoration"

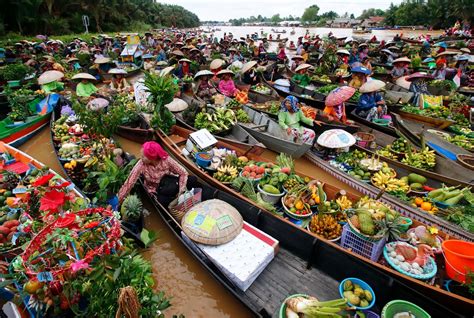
(50, 181), (72, 189)
(84, 221), (100, 229)
(40, 190), (66, 214)
(33, 173), (55, 187)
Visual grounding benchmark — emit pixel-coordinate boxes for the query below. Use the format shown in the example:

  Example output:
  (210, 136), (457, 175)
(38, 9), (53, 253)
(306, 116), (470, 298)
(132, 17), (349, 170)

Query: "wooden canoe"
(144, 176), (466, 317)
(154, 125), (474, 317)
(0, 94), (60, 147)
(392, 110), (456, 130)
(0, 142), (84, 260)
(239, 105), (313, 158)
(304, 150), (473, 240)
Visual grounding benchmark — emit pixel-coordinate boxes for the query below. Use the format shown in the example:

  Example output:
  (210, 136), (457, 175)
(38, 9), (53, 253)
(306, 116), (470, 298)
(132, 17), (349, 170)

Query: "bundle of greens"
(231, 177), (276, 213)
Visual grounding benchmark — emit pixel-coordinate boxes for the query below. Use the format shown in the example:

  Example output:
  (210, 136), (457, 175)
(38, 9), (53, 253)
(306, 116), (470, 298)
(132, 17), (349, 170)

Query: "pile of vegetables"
(428, 185), (474, 207)
(284, 296), (347, 318)
(428, 79), (457, 92)
(373, 66), (388, 74)
(316, 84), (339, 95)
(401, 104), (470, 128)
(444, 134), (474, 151)
(194, 108), (237, 133)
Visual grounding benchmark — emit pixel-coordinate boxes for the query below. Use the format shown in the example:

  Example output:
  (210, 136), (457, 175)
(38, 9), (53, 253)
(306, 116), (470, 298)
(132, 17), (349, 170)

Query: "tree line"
(229, 1), (473, 29)
(0, 0), (200, 36)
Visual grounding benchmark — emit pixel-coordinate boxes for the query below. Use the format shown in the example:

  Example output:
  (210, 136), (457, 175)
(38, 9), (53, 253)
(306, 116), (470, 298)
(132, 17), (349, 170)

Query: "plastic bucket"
(381, 300), (430, 318)
(442, 240), (474, 283)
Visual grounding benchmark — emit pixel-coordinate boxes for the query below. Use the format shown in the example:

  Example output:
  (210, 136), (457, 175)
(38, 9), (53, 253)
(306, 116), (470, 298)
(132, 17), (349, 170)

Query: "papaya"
(408, 173), (427, 185)
(262, 184), (280, 195)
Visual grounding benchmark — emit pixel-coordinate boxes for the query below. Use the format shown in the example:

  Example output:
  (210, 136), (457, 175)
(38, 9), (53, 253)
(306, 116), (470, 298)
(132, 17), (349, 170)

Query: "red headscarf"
(142, 141), (168, 161)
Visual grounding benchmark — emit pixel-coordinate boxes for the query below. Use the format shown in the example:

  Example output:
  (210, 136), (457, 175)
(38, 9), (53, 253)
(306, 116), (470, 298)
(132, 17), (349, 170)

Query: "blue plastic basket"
(383, 242), (437, 280)
(339, 277), (376, 310)
(341, 224), (386, 261)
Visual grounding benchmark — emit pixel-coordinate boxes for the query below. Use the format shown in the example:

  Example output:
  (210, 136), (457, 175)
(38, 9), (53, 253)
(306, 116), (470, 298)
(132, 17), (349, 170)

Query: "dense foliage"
(0, 0), (200, 35)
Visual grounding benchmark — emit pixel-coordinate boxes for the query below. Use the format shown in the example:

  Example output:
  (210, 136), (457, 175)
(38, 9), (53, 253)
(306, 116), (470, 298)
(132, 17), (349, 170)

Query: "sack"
(419, 94), (443, 109)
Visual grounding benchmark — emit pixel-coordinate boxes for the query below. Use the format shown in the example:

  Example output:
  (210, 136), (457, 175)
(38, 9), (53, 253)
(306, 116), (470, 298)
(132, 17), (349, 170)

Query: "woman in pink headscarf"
(118, 141), (189, 205)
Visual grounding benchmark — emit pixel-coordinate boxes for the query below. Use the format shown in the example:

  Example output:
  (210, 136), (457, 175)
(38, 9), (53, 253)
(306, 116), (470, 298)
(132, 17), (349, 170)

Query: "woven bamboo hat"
(38, 70), (64, 85)
(71, 73), (96, 81)
(181, 199), (243, 245)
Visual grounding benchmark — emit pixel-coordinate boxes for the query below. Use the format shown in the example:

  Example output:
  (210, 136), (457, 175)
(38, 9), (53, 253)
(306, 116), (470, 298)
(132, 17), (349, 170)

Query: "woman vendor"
(72, 73), (98, 98)
(241, 61), (259, 86)
(291, 64), (312, 87)
(336, 49), (350, 69)
(278, 96), (315, 143)
(357, 80), (388, 122)
(390, 57), (411, 80)
(174, 58), (192, 79)
(194, 70), (216, 102)
(290, 55), (304, 72)
(348, 66), (370, 89)
(109, 68), (130, 92)
(94, 57), (112, 80)
(407, 72), (433, 106)
(143, 53), (156, 71)
(118, 141), (198, 207)
(323, 86), (356, 124)
(277, 43), (287, 61)
(217, 69), (238, 97)
(155, 44), (167, 62)
(432, 60), (447, 80)
(39, 70), (64, 94)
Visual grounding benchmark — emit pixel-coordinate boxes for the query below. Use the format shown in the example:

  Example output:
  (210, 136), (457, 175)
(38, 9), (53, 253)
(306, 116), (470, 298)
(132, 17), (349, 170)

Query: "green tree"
(301, 4), (320, 23)
(271, 14), (282, 23)
(320, 11), (338, 20)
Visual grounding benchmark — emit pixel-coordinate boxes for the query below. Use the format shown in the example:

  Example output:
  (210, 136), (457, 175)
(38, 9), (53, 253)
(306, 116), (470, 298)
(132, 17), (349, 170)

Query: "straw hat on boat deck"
(71, 73), (96, 81)
(241, 61), (257, 74)
(165, 98), (188, 112)
(359, 79), (386, 93)
(317, 129), (356, 149)
(181, 199), (243, 245)
(38, 70), (64, 85)
(396, 76), (411, 90)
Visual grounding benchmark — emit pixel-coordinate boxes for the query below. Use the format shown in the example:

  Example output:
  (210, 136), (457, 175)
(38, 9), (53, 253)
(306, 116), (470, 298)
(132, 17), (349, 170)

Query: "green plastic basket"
(279, 294), (309, 318)
(381, 300), (430, 318)
(373, 119), (391, 127)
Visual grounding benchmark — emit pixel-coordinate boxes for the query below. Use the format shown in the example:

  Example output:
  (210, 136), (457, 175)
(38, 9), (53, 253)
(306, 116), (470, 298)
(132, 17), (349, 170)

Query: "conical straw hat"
(359, 79), (386, 93)
(181, 199), (243, 245)
(38, 70), (64, 85)
(71, 73), (96, 81)
(210, 58), (225, 70)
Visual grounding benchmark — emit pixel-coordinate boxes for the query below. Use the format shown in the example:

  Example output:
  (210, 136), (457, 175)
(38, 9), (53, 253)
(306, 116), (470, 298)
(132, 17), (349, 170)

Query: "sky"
(157, 0), (404, 21)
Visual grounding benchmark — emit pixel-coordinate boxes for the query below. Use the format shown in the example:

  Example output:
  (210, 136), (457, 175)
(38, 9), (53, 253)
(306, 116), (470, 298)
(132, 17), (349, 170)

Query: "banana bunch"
(336, 195), (352, 210)
(376, 147), (398, 160)
(372, 171), (410, 192)
(85, 156), (99, 168)
(401, 147), (436, 170)
(213, 165), (238, 183)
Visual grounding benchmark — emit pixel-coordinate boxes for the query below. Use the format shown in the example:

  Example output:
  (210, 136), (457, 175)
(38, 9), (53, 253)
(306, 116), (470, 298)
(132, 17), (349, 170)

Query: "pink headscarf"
(142, 141), (168, 161)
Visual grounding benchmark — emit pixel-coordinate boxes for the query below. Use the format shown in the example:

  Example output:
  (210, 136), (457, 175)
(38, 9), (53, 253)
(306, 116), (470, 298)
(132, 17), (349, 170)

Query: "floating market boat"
(238, 105), (313, 158)
(0, 141), (84, 260)
(116, 114), (155, 143)
(0, 93), (60, 147)
(154, 125), (474, 316)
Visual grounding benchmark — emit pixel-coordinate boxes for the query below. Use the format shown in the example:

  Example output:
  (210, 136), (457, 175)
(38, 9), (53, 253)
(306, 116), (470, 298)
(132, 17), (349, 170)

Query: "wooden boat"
(0, 93), (59, 147)
(235, 76), (280, 103)
(145, 175), (467, 317)
(304, 150), (473, 240)
(238, 105), (313, 158)
(422, 130), (472, 160)
(116, 114), (154, 143)
(349, 109), (398, 137)
(0, 141), (84, 260)
(392, 109), (456, 130)
(154, 125), (474, 316)
(271, 29), (286, 34)
(457, 154), (474, 171)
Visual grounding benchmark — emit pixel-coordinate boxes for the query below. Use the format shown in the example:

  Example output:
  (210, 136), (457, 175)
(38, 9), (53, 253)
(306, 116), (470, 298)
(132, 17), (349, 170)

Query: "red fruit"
(242, 171), (250, 177)
(244, 166), (251, 172)
(257, 166), (265, 174)
(281, 167), (291, 174)
(49, 281), (63, 296)
(255, 174), (262, 179)
(250, 172), (256, 178)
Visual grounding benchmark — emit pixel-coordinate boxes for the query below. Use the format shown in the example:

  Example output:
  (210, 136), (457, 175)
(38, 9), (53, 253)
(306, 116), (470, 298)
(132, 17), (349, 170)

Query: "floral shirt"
(218, 79), (237, 97)
(118, 157), (188, 202)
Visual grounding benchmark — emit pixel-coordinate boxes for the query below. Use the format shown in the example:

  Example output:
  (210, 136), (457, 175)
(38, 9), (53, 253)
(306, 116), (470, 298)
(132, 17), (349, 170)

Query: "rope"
(115, 286), (141, 318)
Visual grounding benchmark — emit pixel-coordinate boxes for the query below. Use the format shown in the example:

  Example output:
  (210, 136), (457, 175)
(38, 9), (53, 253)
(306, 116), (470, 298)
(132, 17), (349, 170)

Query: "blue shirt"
(357, 92), (383, 111)
(156, 50), (167, 62)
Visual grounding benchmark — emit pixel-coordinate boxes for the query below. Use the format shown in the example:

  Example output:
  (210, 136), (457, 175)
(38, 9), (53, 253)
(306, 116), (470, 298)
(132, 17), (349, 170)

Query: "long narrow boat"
(0, 141), (84, 260)
(239, 105), (313, 158)
(0, 93), (60, 147)
(145, 177), (465, 317)
(116, 114), (155, 143)
(392, 109), (456, 130)
(304, 150), (473, 240)
(155, 125), (474, 316)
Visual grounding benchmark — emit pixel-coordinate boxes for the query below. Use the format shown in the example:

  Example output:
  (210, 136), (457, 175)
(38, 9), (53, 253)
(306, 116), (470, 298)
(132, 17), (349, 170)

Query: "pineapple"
(121, 195), (143, 222)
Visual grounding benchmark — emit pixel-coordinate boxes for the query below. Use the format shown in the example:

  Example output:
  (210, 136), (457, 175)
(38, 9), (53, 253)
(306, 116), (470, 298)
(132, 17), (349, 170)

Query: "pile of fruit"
(341, 280), (373, 308)
(226, 99), (241, 108)
(309, 214), (342, 239)
(377, 138), (436, 170)
(444, 134), (474, 151)
(283, 175), (305, 192)
(411, 197), (437, 214)
(428, 186), (474, 207)
(310, 74), (332, 83)
(283, 193), (312, 217)
(251, 83), (271, 95)
(403, 173), (428, 192)
(213, 165), (239, 183)
(241, 164), (266, 180)
(371, 169), (409, 193)
(389, 137), (408, 155)
(235, 109), (251, 123)
(300, 105), (317, 120)
(316, 84), (339, 95)
(194, 108), (237, 133)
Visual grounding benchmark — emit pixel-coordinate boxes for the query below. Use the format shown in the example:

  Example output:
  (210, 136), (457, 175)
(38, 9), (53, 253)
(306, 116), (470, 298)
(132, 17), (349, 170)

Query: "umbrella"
(216, 69), (234, 77)
(336, 49), (350, 55)
(422, 57), (435, 63)
(359, 79), (386, 93)
(396, 76), (411, 90)
(71, 73), (96, 81)
(350, 66), (371, 75)
(194, 70), (214, 80)
(108, 68), (127, 75)
(241, 61), (257, 74)
(325, 86), (356, 107)
(393, 57), (411, 64)
(317, 129), (356, 149)
(165, 98), (188, 112)
(210, 58), (225, 70)
(406, 72), (434, 82)
(181, 199), (243, 245)
(94, 57), (111, 64)
(295, 63), (312, 72)
(38, 70), (64, 85)
(87, 98), (109, 111)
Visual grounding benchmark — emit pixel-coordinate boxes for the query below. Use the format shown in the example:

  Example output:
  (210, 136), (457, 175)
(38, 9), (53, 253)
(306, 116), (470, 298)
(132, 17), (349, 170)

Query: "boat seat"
(169, 134), (187, 145)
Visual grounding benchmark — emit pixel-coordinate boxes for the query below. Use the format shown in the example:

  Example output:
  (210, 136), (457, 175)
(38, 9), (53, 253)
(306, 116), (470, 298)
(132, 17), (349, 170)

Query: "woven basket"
(168, 188), (202, 222)
(354, 132), (375, 148)
(345, 209), (384, 242)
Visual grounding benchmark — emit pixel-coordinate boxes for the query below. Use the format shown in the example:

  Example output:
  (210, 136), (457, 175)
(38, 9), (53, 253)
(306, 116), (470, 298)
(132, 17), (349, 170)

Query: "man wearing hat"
(72, 73), (98, 98)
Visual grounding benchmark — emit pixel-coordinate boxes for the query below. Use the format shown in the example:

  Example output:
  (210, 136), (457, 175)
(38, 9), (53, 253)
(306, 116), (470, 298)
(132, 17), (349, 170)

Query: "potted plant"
(120, 194), (144, 233)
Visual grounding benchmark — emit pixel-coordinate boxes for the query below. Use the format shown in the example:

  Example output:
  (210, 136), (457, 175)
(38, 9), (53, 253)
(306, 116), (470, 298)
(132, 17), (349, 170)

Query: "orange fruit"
(414, 197), (424, 206)
(421, 202), (432, 211)
(5, 197), (16, 207)
(24, 280), (44, 294)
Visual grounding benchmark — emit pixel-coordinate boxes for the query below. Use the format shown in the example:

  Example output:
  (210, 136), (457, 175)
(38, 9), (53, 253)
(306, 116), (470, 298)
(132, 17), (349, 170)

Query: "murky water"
(18, 127), (361, 317)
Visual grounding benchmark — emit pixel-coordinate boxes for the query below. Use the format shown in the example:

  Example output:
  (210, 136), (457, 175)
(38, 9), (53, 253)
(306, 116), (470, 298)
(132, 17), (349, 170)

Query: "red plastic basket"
(341, 224), (386, 261)
(168, 188), (202, 222)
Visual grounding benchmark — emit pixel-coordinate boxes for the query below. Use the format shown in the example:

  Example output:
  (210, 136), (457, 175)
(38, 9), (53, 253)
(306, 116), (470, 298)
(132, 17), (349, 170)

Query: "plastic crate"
(341, 224), (386, 261)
